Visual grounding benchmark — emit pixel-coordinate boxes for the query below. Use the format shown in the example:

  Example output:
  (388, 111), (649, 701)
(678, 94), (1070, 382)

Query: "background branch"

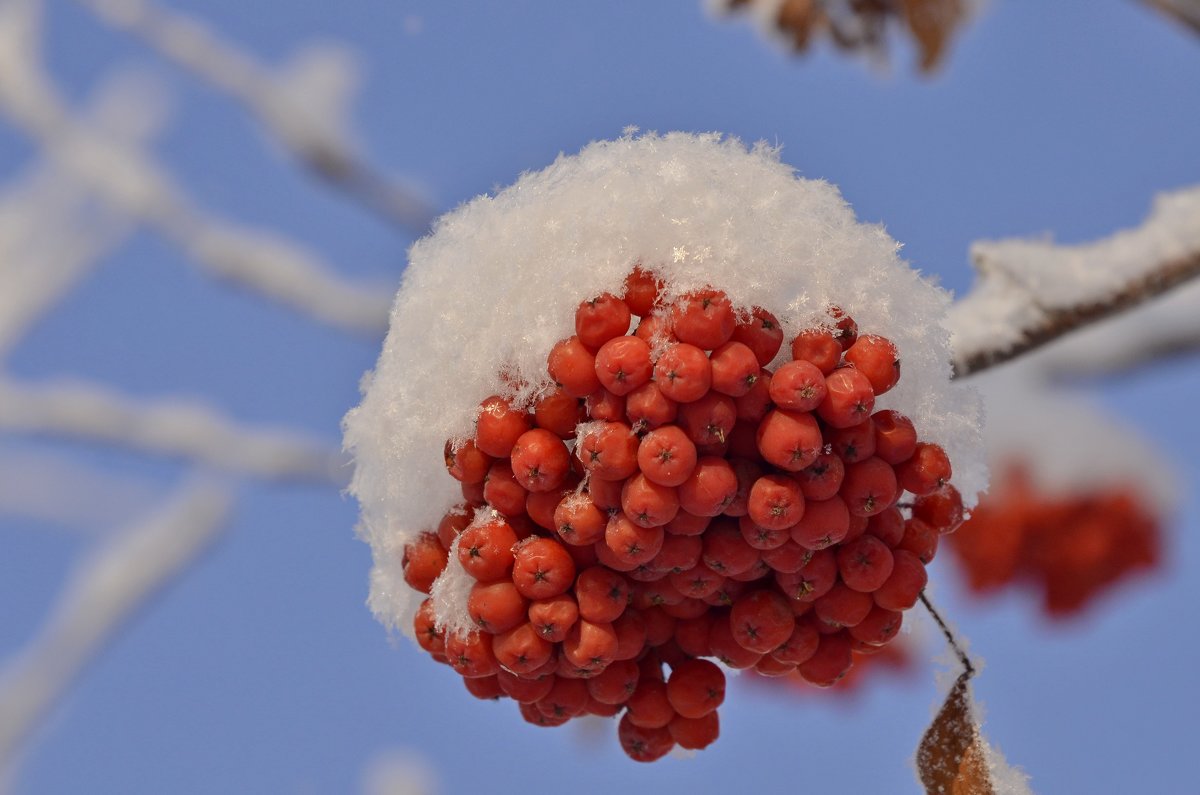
(948, 186), (1200, 378)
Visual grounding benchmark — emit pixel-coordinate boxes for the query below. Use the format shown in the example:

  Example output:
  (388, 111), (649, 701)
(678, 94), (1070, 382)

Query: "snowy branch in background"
(1142, 0), (1200, 35)
(0, 379), (348, 485)
(0, 0), (392, 335)
(76, 0), (436, 233)
(0, 446), (162, 533)
(948, 185), (1200, 378)
(0, 477), (233, 779)
(0, 68), (167, 359)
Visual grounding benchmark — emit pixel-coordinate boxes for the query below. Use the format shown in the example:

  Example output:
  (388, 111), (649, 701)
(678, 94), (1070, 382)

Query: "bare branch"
(0, 0), (393, 335)
(0, 379), (348, 485)
(949, 186), (1200, 378)
(0, 477), (233, 778)
(74, 0), (436, 233)
(1141, 0), (1200, 35)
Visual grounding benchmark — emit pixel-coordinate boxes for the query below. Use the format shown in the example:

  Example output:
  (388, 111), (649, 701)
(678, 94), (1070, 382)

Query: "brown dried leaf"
(917, 671), (996, 795)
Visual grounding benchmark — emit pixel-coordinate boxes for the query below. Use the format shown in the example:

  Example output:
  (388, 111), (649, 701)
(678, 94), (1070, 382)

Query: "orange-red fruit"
(618, 712), (676, 762)
(467, 580), (529, 634)
(729, 589), (795, 653)
(456, 517), (518, 582)
(547, 336), (602, 397)
(844, 334), (900, 394)
(671, 289), (736, 350)
(575, 293), (632, 349)
(623, 266), (662, 317)
(730, 307), (784, 366)
(475, 395), (532, 458)
(791, 328), (842, 374)
(492, 622), (554, 674)
(509, 428), (571, 493)
(402, 531), (448, 594)
(512, 537), (577, 599)
(756, 409), (823, 471)
(669, 711), (720, 750)
(594, 335), (654, 395)
(666, 658), (726, 718)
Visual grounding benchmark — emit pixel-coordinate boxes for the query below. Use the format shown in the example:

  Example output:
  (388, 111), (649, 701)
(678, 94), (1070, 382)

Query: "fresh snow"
(344, 131), (985, 638)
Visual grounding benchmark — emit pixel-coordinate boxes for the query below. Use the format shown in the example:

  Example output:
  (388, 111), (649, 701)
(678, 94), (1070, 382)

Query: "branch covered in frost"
(74, 0), (435, 233)
(949, 186), (1200, 378)
(0, 447), (161, 532)
(0, 379), (348, 484)
(0, 477), (233, 776)
(0, 68), (166, 359)
(0, 0), (392, 334)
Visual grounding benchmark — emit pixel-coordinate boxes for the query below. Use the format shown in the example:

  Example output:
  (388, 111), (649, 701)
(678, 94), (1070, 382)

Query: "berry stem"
(918, 591), (975, 679)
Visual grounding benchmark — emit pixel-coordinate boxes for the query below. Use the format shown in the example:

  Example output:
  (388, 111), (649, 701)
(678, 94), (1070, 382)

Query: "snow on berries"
(343, 132), (985, 761)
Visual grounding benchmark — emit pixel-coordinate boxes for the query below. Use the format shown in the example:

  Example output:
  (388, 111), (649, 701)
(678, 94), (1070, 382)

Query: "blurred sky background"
(2, 1), (1199, 793)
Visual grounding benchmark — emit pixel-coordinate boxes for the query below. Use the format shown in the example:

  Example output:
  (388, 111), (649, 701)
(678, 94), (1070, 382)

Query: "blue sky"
(2, 1), (1199, 792)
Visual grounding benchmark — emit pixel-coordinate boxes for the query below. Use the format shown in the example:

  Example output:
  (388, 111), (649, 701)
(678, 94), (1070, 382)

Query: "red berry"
(844, 334), (900, 394)
(533, 389), (586, 439)
(756, 409), (823, 471)
(509, 429), (571, 493)
(625, 381), (678, 431)
(618, 712), (675, 762)
(654, 343), (712, 403)
(817, 368), (876, 429)
(709, 341), (761, 397)
(445, 438), (492, 484)
(872, 409), (918, 464)
(849, 605), (903, 646)
(575, 566), (631, 623)
(548, 336), (601, 397)
(528, 593), (579, 642)
(623, 266), (662, 317)
(841, 457), (900, 517)
(677, 457), (739, 517)
(562, 619), (619, 672)
(795, 452), (845, 501)
(456, 516), (518, 582)
(790, 328), (841, 374)
(666, 658), (726, 718)
(730, 307), (784, 366)
(402, 532), (448, 594)
(747, 474), (806, 531)
(577, 421), (640, 480)
(897, 443), (953, 496)
(475, 395), (532, 457)
(553, 493), (607, 546)
(468, 580), (529, 634)
(576, 293), (632, 350)
(835, 534), (896, 592)
(729, 589), (795, 653)
(769, 360), (828, 412)
(594, 335), (653, 395)
(796, 631), (853, 687)
(445, 630), (499, 678)
(671, 289), (735, 350)
(637, 425), (699, 487)
(668, 711), (720, 750)
(492, 622), (554, 674)
(789, 495), (850, 550)
(874, 549), (928, 610)
(677, 392), (737, 447)
(512, 537), (577, 599)
(605, 512), (666, 566)
(587, 658), (641, 704)
(913, 484), (965, 533)
(621, 473), (681, 528)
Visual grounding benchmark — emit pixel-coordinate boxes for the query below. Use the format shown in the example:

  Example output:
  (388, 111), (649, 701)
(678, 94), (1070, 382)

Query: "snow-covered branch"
(0, 68), (165, 359)
(75, 0), (436, 233)
(0, 477), (233, 779)
(1141, 0), (1200, 35)
(0, 446), (161, 533)
(948, 186), (1200, 378)
(0, 0), (392, 335)
(0, 379), (348, 485)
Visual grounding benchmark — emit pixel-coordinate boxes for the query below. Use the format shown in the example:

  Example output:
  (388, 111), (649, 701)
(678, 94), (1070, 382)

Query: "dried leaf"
(917, 671), (996, 795)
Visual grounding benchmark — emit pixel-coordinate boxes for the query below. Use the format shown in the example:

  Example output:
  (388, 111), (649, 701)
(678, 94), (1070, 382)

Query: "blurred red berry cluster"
(405, 264), (967, 761)
(947, 463), (1161, 617)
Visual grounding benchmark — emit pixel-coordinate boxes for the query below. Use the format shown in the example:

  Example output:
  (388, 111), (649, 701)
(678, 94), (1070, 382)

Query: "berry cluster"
(403, 265), (964, 761)
(948, 463), (1160, 617)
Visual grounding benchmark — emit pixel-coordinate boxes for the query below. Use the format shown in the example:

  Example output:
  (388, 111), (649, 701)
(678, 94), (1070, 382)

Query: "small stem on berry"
(918, 591), (975, 679)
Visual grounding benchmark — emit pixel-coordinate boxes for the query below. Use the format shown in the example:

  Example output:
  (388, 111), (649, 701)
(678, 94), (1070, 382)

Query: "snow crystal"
(343, 131), (985, 637)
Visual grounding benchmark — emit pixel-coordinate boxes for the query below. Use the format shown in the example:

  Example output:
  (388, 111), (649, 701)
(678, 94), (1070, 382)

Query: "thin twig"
(919, 591), (975, 678)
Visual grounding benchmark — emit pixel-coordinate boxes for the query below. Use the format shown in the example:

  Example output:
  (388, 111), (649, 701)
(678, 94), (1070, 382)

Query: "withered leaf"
(916, 671), (996, 795)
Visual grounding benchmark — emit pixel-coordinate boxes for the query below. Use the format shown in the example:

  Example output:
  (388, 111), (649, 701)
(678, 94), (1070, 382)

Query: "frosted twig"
(74, 0), (436, 233)
(0, 379), (348, 485)
(949, 186), (1200, 378)
(0, 68), (167, 359)
(0, 446), (161, 532)
(0, 0), (392, 335)
(0, 477), (233, 778)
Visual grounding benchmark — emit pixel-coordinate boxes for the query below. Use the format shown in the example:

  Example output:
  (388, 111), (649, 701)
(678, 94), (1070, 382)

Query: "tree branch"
(0, 378), (348, 485)
(0, 477), (233, 778)
(73, 0), (436, 234)
(948, 186), (1200, 378)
